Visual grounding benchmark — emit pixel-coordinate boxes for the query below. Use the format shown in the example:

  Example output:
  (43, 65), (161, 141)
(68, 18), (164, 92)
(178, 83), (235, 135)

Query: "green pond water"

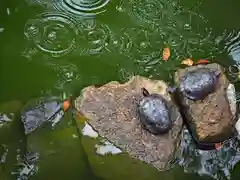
(1, 0), (240, 179)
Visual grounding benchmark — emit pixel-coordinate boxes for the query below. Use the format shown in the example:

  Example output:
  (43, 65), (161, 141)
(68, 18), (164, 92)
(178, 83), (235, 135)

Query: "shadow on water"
(1, 0), (240, 179)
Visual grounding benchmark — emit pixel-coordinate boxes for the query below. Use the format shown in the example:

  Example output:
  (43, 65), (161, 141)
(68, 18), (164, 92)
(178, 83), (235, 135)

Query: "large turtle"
(137, 88), (173, 135)
(177, 67), (221, 100)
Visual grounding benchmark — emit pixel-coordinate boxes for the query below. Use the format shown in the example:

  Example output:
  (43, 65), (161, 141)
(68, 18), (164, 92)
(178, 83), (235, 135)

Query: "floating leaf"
(162, 47), (170, 61)
(181, 58), (193, 66)
(63, 100), (70, 111)
(197, 59), (210, 64)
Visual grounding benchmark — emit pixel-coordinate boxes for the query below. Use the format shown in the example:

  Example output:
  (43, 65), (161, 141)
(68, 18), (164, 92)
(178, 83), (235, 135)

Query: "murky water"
(1, 0), (240, 179)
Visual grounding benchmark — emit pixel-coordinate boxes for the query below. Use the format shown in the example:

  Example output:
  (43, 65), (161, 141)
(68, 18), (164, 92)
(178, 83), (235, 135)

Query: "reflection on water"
(178, 129), (240, 180)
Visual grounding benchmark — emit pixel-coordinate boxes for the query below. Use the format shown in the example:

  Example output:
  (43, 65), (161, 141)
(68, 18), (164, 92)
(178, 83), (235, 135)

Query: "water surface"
(1, 0), (240, 179)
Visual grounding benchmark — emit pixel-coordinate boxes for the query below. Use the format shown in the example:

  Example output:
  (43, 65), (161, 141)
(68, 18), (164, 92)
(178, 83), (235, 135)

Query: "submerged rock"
(0, 101), (25, 179)
(25, 111), (95, 180)
(75, 75), (183, 171)
(177, 128), (240, 180)
(21, 97), (64, 134)
(175, 63), (238, 143)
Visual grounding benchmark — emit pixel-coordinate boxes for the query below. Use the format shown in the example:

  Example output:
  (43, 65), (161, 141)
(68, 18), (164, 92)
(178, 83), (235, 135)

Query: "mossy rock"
(26, 112), (93, 180)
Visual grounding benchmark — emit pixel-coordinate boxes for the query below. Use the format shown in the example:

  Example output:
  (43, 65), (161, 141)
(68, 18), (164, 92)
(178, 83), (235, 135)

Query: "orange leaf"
(162, 47), (170, 61)
(63, 100), (70, 111)
(181, 58), (194, 66)
(197, 59), (210, 64)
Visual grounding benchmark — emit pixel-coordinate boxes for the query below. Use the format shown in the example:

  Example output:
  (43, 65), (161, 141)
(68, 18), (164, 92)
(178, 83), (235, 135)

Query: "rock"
(75, 75), (183, 171)
(175, 63), (238, 143)
(21, 96), (64, 134)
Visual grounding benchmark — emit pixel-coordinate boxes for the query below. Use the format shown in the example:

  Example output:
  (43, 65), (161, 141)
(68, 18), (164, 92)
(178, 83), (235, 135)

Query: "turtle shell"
(179, 68), (220, 100)
(138, 93), (173, 135)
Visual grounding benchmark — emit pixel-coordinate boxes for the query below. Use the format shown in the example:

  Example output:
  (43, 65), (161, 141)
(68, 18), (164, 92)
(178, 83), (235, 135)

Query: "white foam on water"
(0, 114), (11, 122)
(51, 110), (64, 127)
(235, 117), (240, 135)
(95, 141), (122, 156)
(19, 164), (35, 176)
(82, 122), (99, 138)
(226, 83), (236, 115)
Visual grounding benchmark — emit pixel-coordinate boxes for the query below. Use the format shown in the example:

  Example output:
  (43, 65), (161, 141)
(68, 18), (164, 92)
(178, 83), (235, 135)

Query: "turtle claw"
(167, 86), (177, 94)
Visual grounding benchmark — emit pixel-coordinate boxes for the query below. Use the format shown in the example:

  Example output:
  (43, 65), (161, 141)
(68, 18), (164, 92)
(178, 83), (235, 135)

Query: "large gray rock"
(175, 63), (238, 143)
(75, 75), (183, 171)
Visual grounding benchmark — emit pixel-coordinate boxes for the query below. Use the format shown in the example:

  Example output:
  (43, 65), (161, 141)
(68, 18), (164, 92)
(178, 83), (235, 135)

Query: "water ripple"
(127, 0), (182, 27)
(24, 12), (79, 57)
(216, 30), (240, 62)
(105, 27), (133, 55)
(48, 62), (81, 90)
(52, 0), (110, 17)
(118, 68), (134, 82)
(78, 19), (112, 55)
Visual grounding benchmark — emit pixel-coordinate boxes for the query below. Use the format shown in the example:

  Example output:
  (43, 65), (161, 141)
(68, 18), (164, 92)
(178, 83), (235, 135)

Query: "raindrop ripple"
(53, 0), (111, 17)
(24, 12), (79, 57)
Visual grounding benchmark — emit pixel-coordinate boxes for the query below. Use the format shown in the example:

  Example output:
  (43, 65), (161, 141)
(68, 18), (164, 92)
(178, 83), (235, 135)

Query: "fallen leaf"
(162, 47), (170, 61)
(197, 59), (210, 64)
(181, 58), (194, 66)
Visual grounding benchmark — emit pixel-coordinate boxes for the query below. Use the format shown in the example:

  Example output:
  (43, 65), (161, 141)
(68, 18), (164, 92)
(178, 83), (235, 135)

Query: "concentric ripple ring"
(24, 12), (79, 57)
(53, 0), (111, 17)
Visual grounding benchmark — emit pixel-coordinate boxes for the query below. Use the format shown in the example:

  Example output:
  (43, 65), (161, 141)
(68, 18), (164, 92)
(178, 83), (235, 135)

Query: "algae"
(26, 111), (96, 179)
(0, 100), (25, 180)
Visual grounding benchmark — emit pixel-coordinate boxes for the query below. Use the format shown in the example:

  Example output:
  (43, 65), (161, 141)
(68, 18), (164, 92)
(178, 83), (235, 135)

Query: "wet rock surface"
(75, 75), (183, 171)
(175, 63), (237, 143)
(177, 128), (240, 180)
(21, 97), (64, 134)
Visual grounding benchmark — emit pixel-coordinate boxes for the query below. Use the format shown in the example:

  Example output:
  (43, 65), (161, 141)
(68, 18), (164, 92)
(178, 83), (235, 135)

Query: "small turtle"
(178, 67), (221, 100)
(137, 88), (173, 135)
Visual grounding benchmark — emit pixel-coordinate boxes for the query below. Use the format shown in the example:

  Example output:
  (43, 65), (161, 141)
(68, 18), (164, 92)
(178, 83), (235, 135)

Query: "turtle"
(137, 88), (173, 135)
(176, 67), (221, 101)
